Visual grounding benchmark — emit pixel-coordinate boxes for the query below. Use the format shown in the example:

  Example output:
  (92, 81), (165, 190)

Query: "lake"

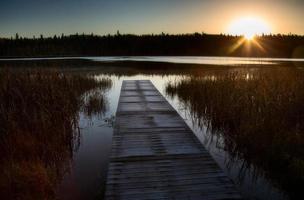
(1, 56), (304, 200)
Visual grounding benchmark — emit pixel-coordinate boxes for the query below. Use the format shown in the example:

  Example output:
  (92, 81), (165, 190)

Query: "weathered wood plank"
(105, 80), (242, 200)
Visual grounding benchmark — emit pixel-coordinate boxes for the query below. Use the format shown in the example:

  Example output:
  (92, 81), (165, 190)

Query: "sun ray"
(251, 38), (266, 52)
(228, 37), (246, 54)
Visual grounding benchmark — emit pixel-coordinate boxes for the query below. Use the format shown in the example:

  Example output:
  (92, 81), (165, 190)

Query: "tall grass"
(166, 67), (304, 199)
(0, 69), (112, 200)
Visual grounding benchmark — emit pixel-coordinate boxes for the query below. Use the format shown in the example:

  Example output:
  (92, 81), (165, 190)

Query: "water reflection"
(0, 70), (112, 200)
(165, 68), (304, 199)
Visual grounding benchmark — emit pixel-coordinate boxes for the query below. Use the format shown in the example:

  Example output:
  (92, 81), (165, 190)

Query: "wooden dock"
(105, 80), (242, 200)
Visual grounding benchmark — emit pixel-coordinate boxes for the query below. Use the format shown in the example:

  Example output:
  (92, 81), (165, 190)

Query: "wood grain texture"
(105, 80), (242, 200)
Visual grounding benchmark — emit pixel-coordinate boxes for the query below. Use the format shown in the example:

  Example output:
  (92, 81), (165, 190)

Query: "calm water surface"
(2, 57), (304, 200)
(57, 78), (290, 200)
(2, 55), (304, 65)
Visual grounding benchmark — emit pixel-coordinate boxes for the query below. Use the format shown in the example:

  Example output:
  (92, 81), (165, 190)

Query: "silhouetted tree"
(0, 33), (304, 57)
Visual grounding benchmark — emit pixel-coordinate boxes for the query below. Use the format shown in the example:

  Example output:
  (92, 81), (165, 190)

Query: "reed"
(0, 69), (112, 200)
(166, 67), (304, 198)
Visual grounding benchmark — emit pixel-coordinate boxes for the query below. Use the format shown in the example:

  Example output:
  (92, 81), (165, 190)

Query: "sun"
(228, 17), (271, 40)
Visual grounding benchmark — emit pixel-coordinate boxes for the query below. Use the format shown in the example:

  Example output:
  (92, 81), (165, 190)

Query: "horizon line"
(1, 32), (304, 39)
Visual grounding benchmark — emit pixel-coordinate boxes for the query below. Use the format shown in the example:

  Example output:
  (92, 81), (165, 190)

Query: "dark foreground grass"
(166, 67), (304, 199)
(0, 69), (112, 200)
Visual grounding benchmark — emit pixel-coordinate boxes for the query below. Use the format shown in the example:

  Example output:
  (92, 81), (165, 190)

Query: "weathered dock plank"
(105, 80), (242, 200)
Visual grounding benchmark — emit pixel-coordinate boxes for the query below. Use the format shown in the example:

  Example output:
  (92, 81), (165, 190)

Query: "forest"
(0, 33), (304, 58)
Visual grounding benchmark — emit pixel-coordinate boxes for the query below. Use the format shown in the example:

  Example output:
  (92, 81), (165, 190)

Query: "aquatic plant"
(0, 69), (112, 200)
(166, 67), (304, 199)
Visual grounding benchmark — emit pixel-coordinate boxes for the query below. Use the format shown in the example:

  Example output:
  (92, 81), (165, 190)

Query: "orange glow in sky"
(227, 17), (272, 39)
(0, 0), (303, 37)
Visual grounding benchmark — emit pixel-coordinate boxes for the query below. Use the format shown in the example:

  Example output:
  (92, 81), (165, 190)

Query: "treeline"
(0, 33), (304, 58)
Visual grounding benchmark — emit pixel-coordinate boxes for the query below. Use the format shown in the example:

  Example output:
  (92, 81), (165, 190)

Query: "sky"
(1, 0), (304, 37)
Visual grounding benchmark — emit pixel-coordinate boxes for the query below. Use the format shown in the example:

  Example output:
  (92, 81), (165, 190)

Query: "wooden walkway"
(105, 80), (242, 200)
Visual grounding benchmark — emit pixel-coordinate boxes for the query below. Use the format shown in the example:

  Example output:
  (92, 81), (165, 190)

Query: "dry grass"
(0, 69), (112, 200)
(83, 91), (107, 117)
(166, 67), (304, 198)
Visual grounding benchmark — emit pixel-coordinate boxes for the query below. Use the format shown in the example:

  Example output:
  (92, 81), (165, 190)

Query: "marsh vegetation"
(165, 67), (304, 199)
(0, 69), (112, 199)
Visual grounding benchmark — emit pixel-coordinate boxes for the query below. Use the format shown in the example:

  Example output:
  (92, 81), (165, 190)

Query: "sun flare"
(228, 17), (271, 40)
